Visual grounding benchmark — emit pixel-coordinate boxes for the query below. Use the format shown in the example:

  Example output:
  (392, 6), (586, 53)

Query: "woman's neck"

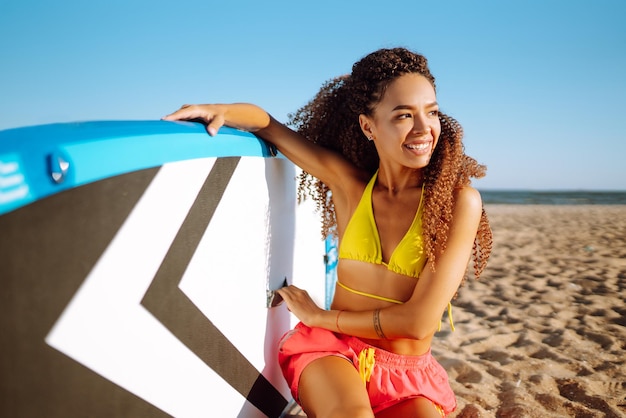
(376, 166), (423, 195)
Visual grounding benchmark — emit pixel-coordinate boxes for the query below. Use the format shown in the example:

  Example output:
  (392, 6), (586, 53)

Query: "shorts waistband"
(344, 335), (433, 368)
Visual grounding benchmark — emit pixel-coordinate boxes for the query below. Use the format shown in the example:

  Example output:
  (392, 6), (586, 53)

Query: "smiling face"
(359, 73), (441, 171)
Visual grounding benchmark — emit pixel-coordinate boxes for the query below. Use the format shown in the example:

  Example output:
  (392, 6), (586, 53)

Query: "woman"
(164, 47), (492, 417)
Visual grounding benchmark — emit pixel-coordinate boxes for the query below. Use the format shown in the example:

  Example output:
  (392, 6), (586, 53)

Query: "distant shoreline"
(479, 190), (626, 205)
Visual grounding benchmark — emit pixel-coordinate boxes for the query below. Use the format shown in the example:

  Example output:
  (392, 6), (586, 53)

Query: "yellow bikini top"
(336, 171), (455, 331)
(338, 170), (427, 278)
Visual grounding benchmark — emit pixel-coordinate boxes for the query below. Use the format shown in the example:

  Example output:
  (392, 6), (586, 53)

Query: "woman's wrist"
(311, 309), (340, 331)
(226, 103), (270, 133)
(335, 310), (345, 334)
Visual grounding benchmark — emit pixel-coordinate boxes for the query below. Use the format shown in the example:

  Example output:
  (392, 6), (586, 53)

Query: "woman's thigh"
(298, 355), (373, 418)
(374, 397), (444, 418)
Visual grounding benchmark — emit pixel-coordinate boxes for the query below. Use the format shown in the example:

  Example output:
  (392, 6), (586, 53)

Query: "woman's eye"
(398, 113), (412, 119)
(429, 110), (439, 116)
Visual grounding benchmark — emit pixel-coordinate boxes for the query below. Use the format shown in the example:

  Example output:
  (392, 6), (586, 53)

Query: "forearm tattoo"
(373, 309), (387, 339)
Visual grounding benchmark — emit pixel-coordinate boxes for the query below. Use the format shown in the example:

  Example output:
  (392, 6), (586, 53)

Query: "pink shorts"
(278, 322), (457, 415)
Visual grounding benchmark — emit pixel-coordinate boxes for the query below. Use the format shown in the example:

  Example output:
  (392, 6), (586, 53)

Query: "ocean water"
(480, 190), (626, 205)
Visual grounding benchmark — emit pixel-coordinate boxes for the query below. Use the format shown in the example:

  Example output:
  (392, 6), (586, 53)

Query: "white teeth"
(405, 143), (429, 151)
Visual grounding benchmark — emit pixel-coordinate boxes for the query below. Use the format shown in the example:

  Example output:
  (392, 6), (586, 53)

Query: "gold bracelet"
(373, 309), (386, 339)
(336, 310), (345, 334)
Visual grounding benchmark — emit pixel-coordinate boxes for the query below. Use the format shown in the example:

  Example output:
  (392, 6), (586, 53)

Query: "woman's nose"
(412, 115), (431, 135)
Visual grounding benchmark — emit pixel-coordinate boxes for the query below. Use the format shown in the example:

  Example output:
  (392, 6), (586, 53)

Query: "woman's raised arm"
(163, 103), (361, 190)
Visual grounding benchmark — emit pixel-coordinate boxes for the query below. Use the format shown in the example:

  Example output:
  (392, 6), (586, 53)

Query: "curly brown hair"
(289, 47), (492, 281)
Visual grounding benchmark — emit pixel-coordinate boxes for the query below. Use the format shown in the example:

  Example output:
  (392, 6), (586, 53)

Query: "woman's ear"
(359, 114), (374, 140)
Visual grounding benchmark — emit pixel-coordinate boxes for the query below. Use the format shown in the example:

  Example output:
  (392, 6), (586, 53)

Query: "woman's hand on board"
(162, 103), (271, 136)
(163, 104), (227, 136)
(276, 285), (324, 326)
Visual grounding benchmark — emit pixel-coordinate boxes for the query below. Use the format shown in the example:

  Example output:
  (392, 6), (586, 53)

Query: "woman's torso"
(331, 262), (434, 355)
(331, 171), (434, 355)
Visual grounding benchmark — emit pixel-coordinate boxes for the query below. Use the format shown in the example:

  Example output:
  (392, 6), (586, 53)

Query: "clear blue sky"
(1, 0), (625, 190)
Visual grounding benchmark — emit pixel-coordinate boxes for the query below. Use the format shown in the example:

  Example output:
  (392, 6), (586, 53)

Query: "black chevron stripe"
(141, 157), (288, 417)
(0, 167), (170, 417)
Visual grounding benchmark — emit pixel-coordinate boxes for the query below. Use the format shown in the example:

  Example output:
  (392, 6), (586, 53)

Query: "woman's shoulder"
(452, 186), (483, 214)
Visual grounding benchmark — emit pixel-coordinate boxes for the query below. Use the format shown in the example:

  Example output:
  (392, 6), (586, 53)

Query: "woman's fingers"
(277, 285), (305, 300)
(162, 104), (225, 136)
(162, 104), (206, 121)
(276, 285), (320, 321)
(206, 113), (224, 136)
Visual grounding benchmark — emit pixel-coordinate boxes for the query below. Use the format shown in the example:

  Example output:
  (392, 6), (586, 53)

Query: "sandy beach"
(287, 204), (626, 417)
(439, 204), (626, 417)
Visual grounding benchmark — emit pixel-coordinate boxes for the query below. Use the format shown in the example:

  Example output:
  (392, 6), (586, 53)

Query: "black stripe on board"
(141, 157), (288, 417)
(0, 167), (171, 417)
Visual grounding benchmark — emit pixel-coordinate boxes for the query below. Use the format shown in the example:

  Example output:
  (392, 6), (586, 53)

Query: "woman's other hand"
(276, 285), (324, 326)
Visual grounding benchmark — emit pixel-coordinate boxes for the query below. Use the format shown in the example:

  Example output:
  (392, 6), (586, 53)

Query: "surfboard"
(0, 120), (301, 417)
